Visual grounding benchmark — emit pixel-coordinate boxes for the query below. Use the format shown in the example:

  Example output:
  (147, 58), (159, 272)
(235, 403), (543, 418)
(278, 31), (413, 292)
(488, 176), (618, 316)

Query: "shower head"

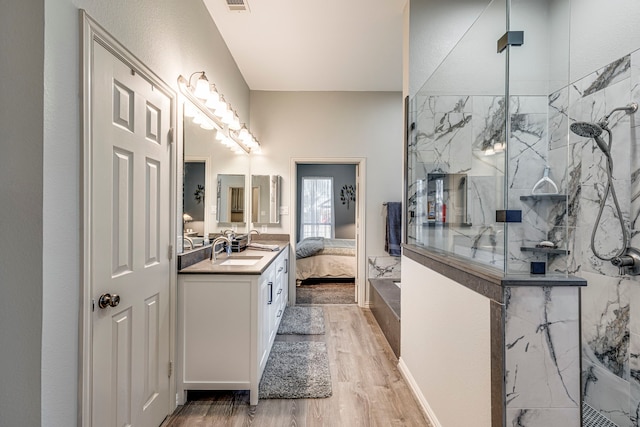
(570, 121), (610, 155)
(570, 121), (602, 138)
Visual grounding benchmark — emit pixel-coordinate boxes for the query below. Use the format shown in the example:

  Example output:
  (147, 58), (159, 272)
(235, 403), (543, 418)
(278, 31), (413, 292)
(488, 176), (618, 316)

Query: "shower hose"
(591, 127), (629, 261)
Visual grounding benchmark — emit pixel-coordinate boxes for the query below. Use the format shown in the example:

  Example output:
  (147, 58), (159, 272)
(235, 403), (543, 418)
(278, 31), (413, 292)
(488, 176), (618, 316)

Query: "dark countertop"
(179, 241), (289, 275)
(402, 244), (586, 303)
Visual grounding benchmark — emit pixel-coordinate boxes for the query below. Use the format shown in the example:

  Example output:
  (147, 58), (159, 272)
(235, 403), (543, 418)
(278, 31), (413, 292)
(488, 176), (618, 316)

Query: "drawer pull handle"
(268, 282), (273, 304)
(277, 288), (283, 295)
(277, 310), (283, 318)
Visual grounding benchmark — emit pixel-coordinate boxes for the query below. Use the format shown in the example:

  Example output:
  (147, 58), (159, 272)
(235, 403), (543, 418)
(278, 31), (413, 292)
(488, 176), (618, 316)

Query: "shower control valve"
(611, 247), (640, 276)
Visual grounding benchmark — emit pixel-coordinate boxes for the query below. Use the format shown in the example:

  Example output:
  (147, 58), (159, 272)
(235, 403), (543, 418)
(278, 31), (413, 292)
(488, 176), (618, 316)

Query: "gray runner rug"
(277, 306), (325, 335)
(258, 341), (332, 399)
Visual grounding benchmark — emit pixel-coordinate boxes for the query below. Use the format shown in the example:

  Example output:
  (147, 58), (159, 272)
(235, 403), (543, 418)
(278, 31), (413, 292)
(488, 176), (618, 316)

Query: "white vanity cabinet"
(177, 247), (289, 406)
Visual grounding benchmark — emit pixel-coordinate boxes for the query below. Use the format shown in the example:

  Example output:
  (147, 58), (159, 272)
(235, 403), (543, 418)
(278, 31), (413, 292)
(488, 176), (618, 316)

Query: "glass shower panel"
(505, 0), (571, 274)
(407, 0), (507, 271)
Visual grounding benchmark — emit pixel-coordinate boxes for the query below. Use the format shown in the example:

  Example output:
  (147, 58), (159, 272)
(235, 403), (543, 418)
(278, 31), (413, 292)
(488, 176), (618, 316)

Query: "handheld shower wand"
(570, 103), (639, 274)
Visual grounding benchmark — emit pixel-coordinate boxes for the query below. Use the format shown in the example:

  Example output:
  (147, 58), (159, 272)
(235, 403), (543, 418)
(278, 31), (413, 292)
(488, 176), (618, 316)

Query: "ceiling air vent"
(226, 0), (249, 12)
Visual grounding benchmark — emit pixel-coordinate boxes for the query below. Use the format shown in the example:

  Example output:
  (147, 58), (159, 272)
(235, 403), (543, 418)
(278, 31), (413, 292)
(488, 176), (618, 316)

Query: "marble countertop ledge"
(402, 244), (586, 303)
(178, 242), (288, 275)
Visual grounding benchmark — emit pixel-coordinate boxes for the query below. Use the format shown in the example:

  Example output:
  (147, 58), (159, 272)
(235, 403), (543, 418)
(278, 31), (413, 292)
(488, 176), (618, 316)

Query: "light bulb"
(229, 112), (241, 130)
(214, 96), (227, 118)
(193, 73), (210, 99)
(238, 127), (250, 141)
(222, 106), (234, 125)
(205, 86), (220, 109)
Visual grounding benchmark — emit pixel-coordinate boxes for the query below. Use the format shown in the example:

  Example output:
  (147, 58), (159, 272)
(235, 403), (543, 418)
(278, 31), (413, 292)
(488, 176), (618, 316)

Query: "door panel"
(113, 308), (133, 427)
(145, 158), (160, 266)
(91, 41), (171, 427)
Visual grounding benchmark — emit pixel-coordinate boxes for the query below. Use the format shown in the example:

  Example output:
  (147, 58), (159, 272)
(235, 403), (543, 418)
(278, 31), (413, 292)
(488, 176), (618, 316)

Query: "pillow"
(296, 237), (325, 259)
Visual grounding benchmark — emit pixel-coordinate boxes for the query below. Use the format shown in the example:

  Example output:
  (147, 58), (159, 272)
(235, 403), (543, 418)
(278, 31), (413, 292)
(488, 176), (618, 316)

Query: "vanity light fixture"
(204, 84), (222, 109)
(231, 124), (260, 151)
(237, 126), (250, 141)
(178, 73), (260, 155)
(213, 96), (228, 118)
(190, 71), (211, 100)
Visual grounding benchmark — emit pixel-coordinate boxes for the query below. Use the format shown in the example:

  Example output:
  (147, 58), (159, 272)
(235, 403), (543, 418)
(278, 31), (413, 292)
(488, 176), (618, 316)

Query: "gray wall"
(39, 0), (249, 424)
(0, 1), (44, 426)
(249, 91), (403, 257)
(296, 163), (357, 240)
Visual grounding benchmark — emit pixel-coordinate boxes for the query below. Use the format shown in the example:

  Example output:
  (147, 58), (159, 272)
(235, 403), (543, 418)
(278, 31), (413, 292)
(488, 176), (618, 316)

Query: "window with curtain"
(301, 176), (334, 239)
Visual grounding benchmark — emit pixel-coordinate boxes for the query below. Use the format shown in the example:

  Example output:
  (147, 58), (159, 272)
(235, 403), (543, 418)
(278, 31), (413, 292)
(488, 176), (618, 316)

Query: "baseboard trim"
(397, 357), (442, 427)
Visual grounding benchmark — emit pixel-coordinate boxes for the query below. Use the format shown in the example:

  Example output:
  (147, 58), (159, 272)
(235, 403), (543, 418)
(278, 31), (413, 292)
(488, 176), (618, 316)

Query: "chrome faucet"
(221, 229), (236, 241)
(248, 229), (260, 244)
(210, 236), (232, 261)
(183, 236), (194, 250)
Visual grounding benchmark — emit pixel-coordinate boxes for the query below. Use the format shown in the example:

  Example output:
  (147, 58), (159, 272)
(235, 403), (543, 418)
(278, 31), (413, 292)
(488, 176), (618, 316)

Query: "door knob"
(98, 293), (121, 309)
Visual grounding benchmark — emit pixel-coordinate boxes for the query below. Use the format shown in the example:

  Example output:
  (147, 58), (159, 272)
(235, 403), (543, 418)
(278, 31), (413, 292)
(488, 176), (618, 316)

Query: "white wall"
(40, 0), (248, 424)
(249, 91), (403, 258)
(0, 2), (44, 426)
(570, 0), (640, 82)
(400, 256), (492, 427)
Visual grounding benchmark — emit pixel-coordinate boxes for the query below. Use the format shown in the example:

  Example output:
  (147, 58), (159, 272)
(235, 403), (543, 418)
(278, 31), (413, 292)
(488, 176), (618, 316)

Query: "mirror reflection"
(182, 108), (250, 252)
(251, 175), (281, 225)
(217, 174), (246, 224)
(183, 160), (207, 235)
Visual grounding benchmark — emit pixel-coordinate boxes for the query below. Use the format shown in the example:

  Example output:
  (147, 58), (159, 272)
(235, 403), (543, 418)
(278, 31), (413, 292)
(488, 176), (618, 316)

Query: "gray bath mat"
(277, 306), (325, 335)
(259, 341), (332, 399)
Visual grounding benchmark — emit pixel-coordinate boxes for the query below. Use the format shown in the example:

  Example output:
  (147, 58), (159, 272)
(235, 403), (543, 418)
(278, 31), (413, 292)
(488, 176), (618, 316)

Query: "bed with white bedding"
(295, 237), (356, 281)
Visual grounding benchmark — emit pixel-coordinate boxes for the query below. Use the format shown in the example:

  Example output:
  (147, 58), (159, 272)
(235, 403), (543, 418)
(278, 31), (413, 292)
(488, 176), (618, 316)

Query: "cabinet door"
(259, 265), (275, 373)
(281, 252), (289, 307)
(180, 276), (252, 383)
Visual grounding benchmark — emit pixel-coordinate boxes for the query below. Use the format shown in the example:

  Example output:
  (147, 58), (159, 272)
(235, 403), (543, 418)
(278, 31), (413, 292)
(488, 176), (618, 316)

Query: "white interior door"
(91, 42), (171, 427)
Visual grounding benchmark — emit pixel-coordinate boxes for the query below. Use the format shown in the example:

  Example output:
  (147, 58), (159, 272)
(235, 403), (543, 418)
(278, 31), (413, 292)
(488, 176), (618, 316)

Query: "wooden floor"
(162, 305), (432, 427)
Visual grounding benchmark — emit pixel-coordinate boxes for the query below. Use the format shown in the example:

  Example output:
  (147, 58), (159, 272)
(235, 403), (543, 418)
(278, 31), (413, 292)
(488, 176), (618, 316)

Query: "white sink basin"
(219, 256), (263, 266)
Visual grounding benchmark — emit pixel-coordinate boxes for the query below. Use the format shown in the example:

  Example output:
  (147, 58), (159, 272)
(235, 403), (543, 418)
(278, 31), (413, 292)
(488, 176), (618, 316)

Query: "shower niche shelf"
(520, 246), (569, 255)
(519, 194), (567, 202)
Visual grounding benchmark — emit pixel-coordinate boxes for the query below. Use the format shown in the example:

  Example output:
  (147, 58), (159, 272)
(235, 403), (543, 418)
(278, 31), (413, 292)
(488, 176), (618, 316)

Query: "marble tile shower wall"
(409, 92), (566, 271)
(553, 51), (640, 427)
(509, 95), (568, 274)
(505, 286), (581, 426)
(408, 94), (507, 267)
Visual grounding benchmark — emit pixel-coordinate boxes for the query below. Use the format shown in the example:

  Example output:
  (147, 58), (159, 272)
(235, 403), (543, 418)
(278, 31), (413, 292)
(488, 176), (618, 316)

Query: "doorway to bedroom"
(292, 159), (364, 305)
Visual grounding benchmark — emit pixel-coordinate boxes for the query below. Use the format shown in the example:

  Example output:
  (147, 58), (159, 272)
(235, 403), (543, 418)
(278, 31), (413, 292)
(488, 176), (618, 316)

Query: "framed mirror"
(251, 175), (281, 225)
(181, 107), (249, 252)
(216, 174), (246, 224)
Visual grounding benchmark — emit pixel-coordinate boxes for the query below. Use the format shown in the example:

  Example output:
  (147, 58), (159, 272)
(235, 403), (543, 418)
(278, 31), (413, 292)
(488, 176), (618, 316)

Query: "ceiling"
(202, 0), (406, 92)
